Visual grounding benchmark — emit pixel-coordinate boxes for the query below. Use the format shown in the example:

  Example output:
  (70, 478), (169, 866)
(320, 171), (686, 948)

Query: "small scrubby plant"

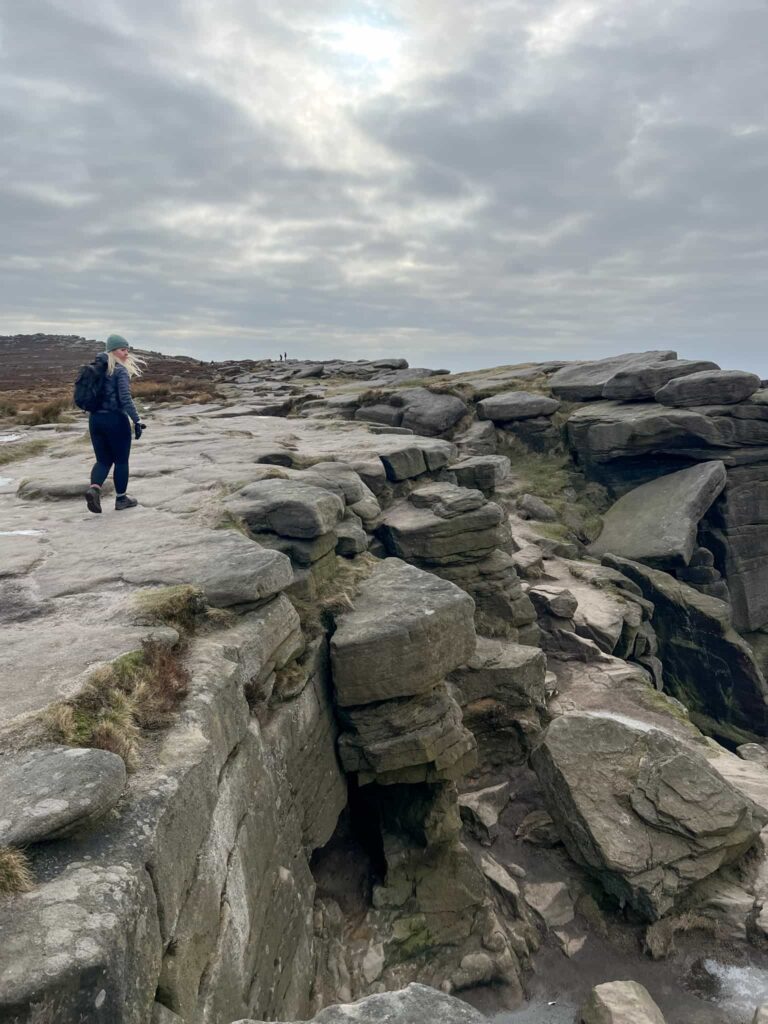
(132, 585), (206, 635)
(289, 552), (378, 640)
(0, 439), (49, 466)
(0, 846), (34, 895)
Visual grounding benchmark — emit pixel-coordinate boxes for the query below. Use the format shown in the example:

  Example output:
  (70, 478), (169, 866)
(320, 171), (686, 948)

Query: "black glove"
(134, 421), (145, 440)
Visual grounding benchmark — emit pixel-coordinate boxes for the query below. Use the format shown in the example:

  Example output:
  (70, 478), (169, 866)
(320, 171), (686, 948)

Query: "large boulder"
(602, 359), (720, 401)
(0, 746), (126, 845)
(532, 713), (768, 919)
(227, 479), (345, 538)
(477, 391), (560, 422)
(397, 388), (468, 436)
(234, 982), (486, 1024)
(655, 369), (761, 407)
(549, 351), (677, 401)
(579, 981), (666, 1024)
(603, 555), (768, 736)
(330, 559), (476, 707)
(589, 462), (727, 569)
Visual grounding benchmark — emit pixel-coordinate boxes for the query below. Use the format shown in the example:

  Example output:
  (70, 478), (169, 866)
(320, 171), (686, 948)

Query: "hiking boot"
(115, 494), (138, 511)
(85, 485), (102, 514)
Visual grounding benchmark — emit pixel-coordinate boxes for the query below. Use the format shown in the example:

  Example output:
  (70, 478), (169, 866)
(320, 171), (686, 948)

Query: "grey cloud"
(1, 0), (767, 372)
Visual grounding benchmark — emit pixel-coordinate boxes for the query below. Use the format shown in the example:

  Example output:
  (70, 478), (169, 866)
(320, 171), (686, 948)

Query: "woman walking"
(84, 334), (145, 514)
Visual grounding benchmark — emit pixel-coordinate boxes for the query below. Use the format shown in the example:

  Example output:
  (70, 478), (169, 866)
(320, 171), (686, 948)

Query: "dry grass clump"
(290, 552), (378, 640)
(0, 845), (35, 895)
(133, 584), (206, 634)
(18, 398), (72, 425)
(44, 640), (190, 768)
(132, 379), (220, 405)
(0, 439), (49, 466)
(644, 912), (723, 959)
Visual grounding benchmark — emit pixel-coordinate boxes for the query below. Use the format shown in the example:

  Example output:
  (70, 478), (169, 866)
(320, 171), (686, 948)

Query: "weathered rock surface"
(604, 555), (768, 735)
(227, 479), (345, 538)
(235, 982), (486, 1024)
(0, 746), (126, 846)
(655, 369), (761, 407)
(532, 713), (768, 919)
(477, 391), (560, 421)
(589, 462), (727, 568)
(601, 359), (720, 401)
(398, 388), (468, 436)
(458, 781), (511, 844)
(579, 980), (666, 1024)
(451, 454), (510, 493)
(330, 559), (476, 706)
(549, 351), (677, 401)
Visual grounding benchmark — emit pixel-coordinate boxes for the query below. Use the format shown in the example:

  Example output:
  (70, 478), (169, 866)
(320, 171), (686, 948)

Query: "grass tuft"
(0, 846), (35, 895)
(132, 585), (206, 635)
(0, 439), (49, 466)
(18, 398), (72, 426)
(44, 639), (190, 768)
(289, 553), (378, 640)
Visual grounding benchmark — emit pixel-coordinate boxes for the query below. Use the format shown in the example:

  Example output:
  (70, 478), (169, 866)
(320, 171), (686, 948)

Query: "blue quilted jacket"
(94, 352), (140, 424)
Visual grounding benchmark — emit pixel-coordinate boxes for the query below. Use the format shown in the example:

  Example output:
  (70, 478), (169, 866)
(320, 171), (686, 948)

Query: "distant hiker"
(284, 351), (287, 361)
(79, 334), (146, 514)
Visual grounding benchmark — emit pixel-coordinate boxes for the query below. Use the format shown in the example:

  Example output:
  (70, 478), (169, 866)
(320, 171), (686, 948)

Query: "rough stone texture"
(529, 585), (579, 620)
(518, 494), (558, 522)
(655, 369), (761, 407)
(338, 684), (477, 785)
(451, 455), (510, 494)
(378, 488), (508, 567)
(227, 479), (345, 538)
(454, 420), (497, 456)
(398, 388), (468, 436)
(355, 405), (403, 427)
(754, 1008), (768, 1024)
(579, 980), (666, 1024)
(532, 713), (768, 919)
(433, 550), (537, 641)
(458, 782), (511, 845)
(549, 351), (677, 401)
(604, 555), (768, 736)
(235, 982), (486, 1024)
(330, 559), (476, 707)
(0, 746), (126, 846)
(589, 462), (727, 569)
(601, 359), (720, 401)
(477, 391), (560, 422)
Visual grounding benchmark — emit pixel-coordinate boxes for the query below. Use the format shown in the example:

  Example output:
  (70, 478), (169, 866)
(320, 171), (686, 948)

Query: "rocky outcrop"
(601, 359), (720, 401)
(236, 983), (485, 1024)
(532, 713), (768, 919)
(655, 369), (761, 407)
(589, 462), (727, 569)
(603, 555), (768, 737)
(549, 351), (678, 400)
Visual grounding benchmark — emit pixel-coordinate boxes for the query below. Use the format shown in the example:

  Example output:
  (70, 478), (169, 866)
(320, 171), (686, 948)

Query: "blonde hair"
(107, 351), (146, 378)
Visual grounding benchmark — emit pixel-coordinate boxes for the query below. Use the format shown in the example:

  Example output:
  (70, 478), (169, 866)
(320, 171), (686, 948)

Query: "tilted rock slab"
(397, 387), (468, 436)
(0, 746), (126, 846)
(589, 462), (727, 569)
(227, 479), (345, 538)
(601, 358), (720, 401)
(477, 391), (560, 422)
(532, 713), (768, 920)
(330, 558), (476, 706)
(549, 350), (677, 401)
(655, 369), (761, 407)
(234, 982), (486, 1024)
(579, 980), (666, 1024)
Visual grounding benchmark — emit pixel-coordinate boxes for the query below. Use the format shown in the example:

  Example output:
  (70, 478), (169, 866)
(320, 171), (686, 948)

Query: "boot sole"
(85, 488), (102, 514)
(115, 502), (138, 511)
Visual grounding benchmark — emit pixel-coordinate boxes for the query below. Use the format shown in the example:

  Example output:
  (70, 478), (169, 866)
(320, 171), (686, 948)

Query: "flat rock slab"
(655, 369), (761, 407)
(579, 980), (666, 1024)
(601, 359), (720, 401)
(589, 462), (727, 569)
(0, 746), (126, 845)
(227, 479), (345, 538)
(397, 387), (467, 436)
(532, 712), (768, 919)
(549, 351), (677, 401)
(448, 637), (546, 709)
(477, 391), (560, 421)
(378, 492), (506, 566)
(235, 983), (485, 1024)
(330, 558), (476, 706)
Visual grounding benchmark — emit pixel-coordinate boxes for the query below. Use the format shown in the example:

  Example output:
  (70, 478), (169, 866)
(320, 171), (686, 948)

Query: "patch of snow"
(0, 433), (23, 444)
(703, 959), (768, 1016)
(583, 710), (656, 733)
(0, 476), (13, 486)
(0, 530), (45, 536)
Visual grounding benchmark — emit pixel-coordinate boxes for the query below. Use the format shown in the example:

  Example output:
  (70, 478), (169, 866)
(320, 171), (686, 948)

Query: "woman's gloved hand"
(134, 421), (146, 440)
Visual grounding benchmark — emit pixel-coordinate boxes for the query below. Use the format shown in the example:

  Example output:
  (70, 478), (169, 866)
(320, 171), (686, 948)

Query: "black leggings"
(89, 412), (132, 494)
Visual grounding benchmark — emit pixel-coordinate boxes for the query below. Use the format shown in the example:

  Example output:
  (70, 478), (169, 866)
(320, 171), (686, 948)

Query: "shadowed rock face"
(549, 351), (678, 401)
(603, 555), (768, 736)
(532, 713), (768, 920)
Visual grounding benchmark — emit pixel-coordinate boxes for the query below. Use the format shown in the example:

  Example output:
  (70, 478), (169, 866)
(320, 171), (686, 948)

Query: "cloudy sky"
(1, 0), (767, 372)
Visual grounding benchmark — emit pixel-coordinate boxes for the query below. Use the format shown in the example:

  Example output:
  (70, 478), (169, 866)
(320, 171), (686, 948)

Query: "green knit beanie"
(105, 333), (129, 352)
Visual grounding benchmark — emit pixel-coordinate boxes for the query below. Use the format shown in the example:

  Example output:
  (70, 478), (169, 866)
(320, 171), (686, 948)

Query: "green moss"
(0, 439), (49, 466)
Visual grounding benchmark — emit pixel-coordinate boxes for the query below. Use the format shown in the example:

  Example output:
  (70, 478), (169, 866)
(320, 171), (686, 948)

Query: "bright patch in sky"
(326, 22), (401, 65)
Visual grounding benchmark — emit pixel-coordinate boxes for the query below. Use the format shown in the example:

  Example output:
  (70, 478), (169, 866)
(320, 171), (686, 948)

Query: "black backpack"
(73, 359), (107, 412)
